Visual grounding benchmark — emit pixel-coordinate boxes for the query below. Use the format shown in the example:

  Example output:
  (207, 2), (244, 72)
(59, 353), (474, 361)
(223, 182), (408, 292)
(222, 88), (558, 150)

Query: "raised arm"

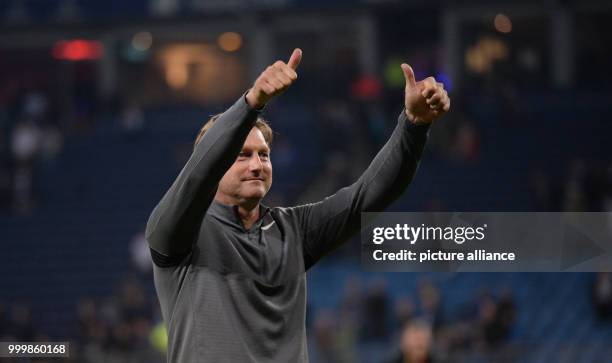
(146, 49), (302, 260)
(293, 64), (451, 267)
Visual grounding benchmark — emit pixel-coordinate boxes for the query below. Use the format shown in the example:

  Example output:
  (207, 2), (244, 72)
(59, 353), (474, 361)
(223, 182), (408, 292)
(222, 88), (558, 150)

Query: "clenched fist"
(401, 64), (450, 124)
(246, 48), (302, 109)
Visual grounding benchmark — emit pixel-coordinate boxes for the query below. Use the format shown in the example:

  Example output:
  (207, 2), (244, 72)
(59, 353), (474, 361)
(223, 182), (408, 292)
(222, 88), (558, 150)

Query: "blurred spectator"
(11, 118), (41, 213)
(340, 276), (363, 323)
(417, 279), (443, 331)
(39, 124), (63, 165)
(394, 296), (416, 333)
(335, 276), (362, 363)
(361, 279), (391, 341)
(335, 308), (359, 363)
(7, 304), (38, 341)
(310, 309), (341, 363)
(477, 291), (515, 350)
(592, 272), (612, 320)
(452, 121), (480, 163)
(121, 103), (146, 137)
(22, 91), (48, 122)
(496, 289), (516, 337)
(118, 276), (150, 324)
(130, 229), (153, 275)
(360, 279), (391, 363)
(387, 319), (440, 363)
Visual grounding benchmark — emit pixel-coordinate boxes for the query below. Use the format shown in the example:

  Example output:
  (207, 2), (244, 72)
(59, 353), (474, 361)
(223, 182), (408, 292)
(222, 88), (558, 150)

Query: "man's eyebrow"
(243, 144), (270, 151)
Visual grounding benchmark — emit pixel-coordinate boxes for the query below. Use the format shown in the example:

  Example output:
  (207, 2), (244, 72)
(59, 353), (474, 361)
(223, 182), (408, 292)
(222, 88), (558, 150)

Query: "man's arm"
(145, 49), (302, 262)
(293, 64), (450, 268)
(145, 97), (259, 260)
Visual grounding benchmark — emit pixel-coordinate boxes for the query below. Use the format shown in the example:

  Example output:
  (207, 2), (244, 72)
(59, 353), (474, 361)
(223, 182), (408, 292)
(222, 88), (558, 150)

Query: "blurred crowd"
(307, 277), (517, 363)
(532, 159), (612, 212)
(72, 275), (164, 363)
(0, 267), (164, 363)
(0, 268), (517, 363)
(4, 269), (612, 363)
(0, 91), (64, 214)
(0, 83), (150, 217)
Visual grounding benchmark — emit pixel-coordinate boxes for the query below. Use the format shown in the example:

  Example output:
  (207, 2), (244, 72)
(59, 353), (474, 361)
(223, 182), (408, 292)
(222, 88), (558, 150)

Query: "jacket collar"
(208, 200), (271, 230)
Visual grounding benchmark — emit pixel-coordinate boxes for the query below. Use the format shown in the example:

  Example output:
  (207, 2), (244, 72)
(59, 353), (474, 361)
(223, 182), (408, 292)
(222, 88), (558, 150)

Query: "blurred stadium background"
(0, 0), (611, 362)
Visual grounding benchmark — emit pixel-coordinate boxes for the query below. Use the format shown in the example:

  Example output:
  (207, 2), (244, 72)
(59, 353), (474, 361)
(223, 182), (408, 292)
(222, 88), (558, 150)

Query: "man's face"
(217, 127), (272, 204)
(401, 325), (432, 362)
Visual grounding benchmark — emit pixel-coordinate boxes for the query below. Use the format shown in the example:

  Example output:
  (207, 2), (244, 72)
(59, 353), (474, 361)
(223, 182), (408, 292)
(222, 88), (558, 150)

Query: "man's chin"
(241, 188), (267, 200)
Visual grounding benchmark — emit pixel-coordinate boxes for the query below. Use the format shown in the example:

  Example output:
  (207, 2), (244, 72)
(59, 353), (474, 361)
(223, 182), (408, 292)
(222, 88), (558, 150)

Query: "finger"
(401, 64), (417, 90)
(437, 82), (444, 89)
(260, 80), (276, 95)
(274, 72), (292, 87)
(432, 94), (449, 111)
(422, 86), (436, 99)
(422, 77), (437, 92)
(272, 63), (296, 85)
(263, 70), (284, 89)
(280, 65), (298, 81)
(287, 48), (302, 70)
(263, 78), (282, 93)
(430, 102), (445, 111)
(427, 93), (443, 106)
(443, 97), (451, 112)
(268, 77), (284, 91)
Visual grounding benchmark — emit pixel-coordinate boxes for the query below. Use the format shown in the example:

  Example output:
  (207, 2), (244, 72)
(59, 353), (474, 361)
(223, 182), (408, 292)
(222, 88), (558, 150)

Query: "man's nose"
(248, 154), (263, 171)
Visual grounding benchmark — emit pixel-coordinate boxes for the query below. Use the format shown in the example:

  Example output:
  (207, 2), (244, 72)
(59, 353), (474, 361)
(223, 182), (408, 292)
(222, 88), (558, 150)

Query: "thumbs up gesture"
(401, 64), (450, 124)
(246, 48), (302, 109)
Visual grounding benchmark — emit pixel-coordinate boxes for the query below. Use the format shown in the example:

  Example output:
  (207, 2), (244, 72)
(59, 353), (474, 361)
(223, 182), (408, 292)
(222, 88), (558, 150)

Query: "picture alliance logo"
(372, 223), (488, 245)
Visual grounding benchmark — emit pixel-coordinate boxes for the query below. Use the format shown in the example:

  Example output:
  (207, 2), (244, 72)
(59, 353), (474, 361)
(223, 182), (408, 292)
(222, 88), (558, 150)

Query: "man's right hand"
(246, 48), (302, 109)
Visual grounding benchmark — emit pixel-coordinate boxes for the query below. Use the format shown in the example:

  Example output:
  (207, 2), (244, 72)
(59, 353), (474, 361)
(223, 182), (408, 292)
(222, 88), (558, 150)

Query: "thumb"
(287, 48), (302, 70)
(401, 63), (417, 90)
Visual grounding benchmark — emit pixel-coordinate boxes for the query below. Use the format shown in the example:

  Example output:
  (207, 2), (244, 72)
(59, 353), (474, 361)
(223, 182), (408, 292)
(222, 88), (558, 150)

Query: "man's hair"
(194, 113), (273, 151)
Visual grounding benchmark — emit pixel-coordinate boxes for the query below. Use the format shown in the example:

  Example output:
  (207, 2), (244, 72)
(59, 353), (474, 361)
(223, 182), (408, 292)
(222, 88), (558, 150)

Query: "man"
(389, 319), (438, 363)
(146, 48), (450, 362)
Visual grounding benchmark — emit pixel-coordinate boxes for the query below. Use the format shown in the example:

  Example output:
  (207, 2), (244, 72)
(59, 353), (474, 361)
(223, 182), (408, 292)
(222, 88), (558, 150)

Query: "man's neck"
(236, 204), (260, 230)
(214, 194), (261, 230)
(404, 355), (428, 363)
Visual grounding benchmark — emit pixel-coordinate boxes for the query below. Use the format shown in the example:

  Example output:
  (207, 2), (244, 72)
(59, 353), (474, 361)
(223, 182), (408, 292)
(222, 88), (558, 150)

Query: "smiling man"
(146, 48), (450, 362)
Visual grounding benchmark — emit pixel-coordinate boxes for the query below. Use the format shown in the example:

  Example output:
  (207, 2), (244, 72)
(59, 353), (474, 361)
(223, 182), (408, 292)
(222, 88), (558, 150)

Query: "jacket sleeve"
(292, 110), (430, 268)
(145, 94), (260, 260)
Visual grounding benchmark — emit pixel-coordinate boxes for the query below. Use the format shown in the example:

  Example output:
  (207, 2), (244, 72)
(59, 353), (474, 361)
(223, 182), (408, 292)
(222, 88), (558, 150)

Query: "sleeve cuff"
(243, 90), (266, 112)
(399, 109), (431, 132)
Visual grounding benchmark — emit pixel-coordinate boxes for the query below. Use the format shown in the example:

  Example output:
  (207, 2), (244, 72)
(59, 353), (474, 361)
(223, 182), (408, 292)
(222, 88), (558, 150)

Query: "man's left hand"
(401, 63), (450, 124)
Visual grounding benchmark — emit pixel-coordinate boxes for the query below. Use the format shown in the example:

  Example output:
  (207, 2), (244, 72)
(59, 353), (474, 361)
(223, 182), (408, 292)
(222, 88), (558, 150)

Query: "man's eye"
(260, 153), (269, 160)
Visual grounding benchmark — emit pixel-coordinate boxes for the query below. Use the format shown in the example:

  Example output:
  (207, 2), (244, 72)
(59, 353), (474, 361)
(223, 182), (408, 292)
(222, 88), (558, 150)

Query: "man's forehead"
(242, 128), (270, 150)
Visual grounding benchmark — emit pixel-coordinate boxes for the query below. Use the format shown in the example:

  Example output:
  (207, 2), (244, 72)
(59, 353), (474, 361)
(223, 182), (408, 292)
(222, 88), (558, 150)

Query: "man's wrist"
(245, 89), (265, 111)
(402, 108), (431, 130)
(404, 109), (417, 123)
(404, 108), (430, 126)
